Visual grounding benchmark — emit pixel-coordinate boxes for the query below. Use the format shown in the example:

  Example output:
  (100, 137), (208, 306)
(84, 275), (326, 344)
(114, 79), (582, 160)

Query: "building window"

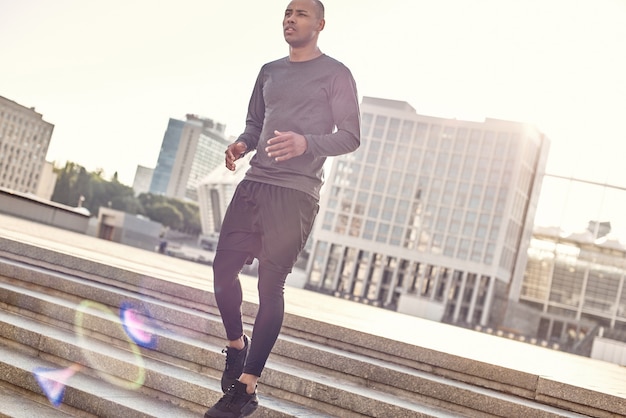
(374, 168), (388, 193)
(361, 113), (373, 137)
(308, 241), (328, 286)
(363, 220), (376, 240)
(372, 115), (387, 139)
(444, 237), (456, 257)
(400, 120), (415, 139)
(396, 145), (408, 170)
(353, 251), (371, 298)
(584, 270), (620, 313)
(368, 194), (381, 218)
(458, 239), (470, 260)
(376, 223), (390, 243)
(322, 212), (334, 230)
(382, 197), (395, 221)
(387, 118), (400, 141)
(390, 226), (403, 246)
(334, 214), (348, 235)
(366, 139), (381, 164)
(395, 199), (409, 224)
(322, 244), (344, 291)
(349, 217), (362, 237)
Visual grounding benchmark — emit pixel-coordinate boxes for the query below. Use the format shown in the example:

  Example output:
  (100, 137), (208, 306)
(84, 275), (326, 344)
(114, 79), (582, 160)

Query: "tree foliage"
(51, 162), (201, 234)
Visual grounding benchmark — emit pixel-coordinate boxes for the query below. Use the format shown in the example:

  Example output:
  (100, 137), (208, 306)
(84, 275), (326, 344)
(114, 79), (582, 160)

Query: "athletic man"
(205, 0), (360, 416)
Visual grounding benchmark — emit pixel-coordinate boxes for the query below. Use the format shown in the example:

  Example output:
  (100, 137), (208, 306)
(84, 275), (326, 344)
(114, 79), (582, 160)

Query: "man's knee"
(213, 251), (248, 282)
(257, 262), (289, 299)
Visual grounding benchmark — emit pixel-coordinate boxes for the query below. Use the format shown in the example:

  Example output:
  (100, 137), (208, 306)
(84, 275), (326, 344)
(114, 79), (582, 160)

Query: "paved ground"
(1, 212), (625, 401)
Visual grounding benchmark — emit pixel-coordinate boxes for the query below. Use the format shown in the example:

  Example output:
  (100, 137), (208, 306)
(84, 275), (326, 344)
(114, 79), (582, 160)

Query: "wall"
(591, 337), (626, 366)
(0, 188), (89, 234)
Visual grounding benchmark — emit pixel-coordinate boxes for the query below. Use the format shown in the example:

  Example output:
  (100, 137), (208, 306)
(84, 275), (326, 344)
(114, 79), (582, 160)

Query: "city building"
(96, 207), (163, 252)
(511, 176), (626, 358)
(149, 115), (230, 201)
(35, 161), (57, 200)
(197, 154), (250, 236)
(0, 96), (54, 197)
(132, 164), (154, 196)
(304, 96), (550, 328)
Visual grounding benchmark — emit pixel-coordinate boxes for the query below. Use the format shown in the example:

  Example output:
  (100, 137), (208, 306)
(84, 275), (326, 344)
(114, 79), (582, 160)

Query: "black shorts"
(216, 180), (319, 274)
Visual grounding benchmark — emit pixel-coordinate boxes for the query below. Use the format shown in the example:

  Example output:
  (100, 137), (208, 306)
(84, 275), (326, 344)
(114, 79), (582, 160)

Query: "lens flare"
(33, 364), (83, 407)
(74, 300), (146, 390)
(33, 299), (159, 407)
(120, 302), (158, 349)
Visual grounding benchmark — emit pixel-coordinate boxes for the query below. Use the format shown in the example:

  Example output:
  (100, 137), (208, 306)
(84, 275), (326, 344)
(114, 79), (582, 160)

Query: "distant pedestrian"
(157, 233), (167, 254)
(204, 0), (360, 416)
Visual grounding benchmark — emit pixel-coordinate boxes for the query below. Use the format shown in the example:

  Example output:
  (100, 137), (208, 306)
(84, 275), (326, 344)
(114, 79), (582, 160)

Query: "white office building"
(305, 97), (550, 327)
(0, 96), (54, 197)
(197, 154), (251, 235)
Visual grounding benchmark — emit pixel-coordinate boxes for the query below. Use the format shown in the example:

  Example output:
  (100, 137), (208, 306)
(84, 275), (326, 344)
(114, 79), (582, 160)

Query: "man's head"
(312, 0), (324, 19)
(283, 0), (325, 48)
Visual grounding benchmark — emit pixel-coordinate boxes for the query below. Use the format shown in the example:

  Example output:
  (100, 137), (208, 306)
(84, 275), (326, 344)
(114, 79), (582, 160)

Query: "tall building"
(149, 115), (229, 201)
(305, 96), (550, 328)
(150, 118), (184, 196)
(0, 96), (54, 196)
(511, 177), (626, 357)
(132, 165), (154, 197)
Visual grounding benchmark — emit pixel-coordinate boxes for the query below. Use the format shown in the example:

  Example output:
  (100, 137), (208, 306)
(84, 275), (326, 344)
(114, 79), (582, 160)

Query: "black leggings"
(213, 250), (288, 377)
(212, 181), (318, 377)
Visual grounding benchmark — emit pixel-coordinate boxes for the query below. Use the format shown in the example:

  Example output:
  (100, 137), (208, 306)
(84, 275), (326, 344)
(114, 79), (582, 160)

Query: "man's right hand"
(225, 141), (248, 171)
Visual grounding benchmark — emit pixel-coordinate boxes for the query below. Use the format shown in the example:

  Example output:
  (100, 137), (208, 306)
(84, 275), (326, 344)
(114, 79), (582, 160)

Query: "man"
(205, 0), (360, 416)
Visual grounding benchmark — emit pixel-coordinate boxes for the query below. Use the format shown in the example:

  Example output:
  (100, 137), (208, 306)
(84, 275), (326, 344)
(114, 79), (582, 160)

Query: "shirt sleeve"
(236, 67), (266, 151)
(304, 65), (361, 157)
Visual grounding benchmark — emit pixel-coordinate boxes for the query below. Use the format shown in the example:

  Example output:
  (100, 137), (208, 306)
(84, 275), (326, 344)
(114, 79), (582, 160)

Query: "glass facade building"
(305, 97), (550, 327)
(516, 176), (626, 354)
(150, 115), (229, 201)
(150, 118), (184, 196)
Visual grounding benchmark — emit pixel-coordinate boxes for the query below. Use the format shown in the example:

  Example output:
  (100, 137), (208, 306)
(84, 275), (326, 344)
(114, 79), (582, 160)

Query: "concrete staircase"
(0, 234), (623, 417)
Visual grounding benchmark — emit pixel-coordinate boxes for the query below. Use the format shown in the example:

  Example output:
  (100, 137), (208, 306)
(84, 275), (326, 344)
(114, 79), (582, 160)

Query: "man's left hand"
(266, 130), (308, 162)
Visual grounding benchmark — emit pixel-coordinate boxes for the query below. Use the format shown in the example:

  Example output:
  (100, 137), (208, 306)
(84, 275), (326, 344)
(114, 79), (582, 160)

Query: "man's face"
(283, 0), (325, 48)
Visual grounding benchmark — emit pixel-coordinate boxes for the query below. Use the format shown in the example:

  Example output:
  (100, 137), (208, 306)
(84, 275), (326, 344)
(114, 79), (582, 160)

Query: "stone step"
(0, 380), (92, 418)
(0, 310), (355, 417)
(0, 257), (593, 417)
(0, 341), (202, 418)
(0, 280), (461, 417)
(2, 254), (543, 405)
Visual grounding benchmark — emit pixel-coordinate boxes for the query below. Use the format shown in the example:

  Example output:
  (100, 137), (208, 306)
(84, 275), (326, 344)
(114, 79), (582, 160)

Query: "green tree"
(52, 162), (83, 207)
(150, 203), (183, 230)
(169, 199), (201, 234)
(51, 164), (202, 234)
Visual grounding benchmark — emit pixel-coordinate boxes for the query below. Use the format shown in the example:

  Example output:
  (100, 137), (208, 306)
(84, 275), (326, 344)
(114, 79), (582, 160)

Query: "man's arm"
(305, 66), (360, 157)
(235, 67), (266, 153)
(265, 65), (360, 162)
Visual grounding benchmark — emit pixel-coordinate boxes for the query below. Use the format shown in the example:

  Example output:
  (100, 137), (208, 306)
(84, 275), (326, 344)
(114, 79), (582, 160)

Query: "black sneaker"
(221, 335), (249, 393)
(204, 380), (259, 418)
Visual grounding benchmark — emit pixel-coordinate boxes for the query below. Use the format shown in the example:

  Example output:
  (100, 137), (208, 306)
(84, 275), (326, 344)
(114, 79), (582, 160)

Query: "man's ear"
(318, 18), (325, 32)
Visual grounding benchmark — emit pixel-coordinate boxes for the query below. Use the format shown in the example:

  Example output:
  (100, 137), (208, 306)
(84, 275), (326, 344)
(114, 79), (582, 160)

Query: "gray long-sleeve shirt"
(236, 54), (361, 200)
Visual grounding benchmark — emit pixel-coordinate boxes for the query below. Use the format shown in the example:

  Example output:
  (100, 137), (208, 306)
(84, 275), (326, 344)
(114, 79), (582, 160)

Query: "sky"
(1, 0), (626, 233)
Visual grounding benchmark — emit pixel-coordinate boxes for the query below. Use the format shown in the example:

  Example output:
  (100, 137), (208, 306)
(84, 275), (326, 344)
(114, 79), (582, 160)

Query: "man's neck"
(288, 45), (322, 62)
